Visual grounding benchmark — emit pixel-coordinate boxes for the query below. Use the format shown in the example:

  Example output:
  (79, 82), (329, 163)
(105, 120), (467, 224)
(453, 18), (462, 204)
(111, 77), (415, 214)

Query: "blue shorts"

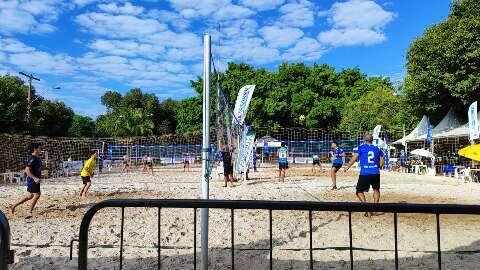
(27, 178), (41, 193)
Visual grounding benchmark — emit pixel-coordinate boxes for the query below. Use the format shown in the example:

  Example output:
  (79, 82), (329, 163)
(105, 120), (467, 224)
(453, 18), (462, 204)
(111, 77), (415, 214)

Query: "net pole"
(201, 33), (211, 270)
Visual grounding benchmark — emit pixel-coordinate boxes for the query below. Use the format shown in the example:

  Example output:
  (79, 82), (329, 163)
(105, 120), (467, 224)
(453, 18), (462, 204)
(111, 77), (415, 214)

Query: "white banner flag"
(373, 125), (382, 139)
(233, 85), (255, 125)
(468, 101), (479, 141)
(236, 130), (255, 173)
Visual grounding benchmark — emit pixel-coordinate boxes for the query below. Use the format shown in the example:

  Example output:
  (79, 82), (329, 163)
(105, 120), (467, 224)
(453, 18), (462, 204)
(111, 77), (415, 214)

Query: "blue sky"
(0, 0), (451, 117)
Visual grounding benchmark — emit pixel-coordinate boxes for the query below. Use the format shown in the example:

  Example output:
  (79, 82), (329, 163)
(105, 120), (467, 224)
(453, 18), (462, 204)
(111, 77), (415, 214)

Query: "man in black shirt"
(10, 143), (43, 217)
(221, 149), (234, 187)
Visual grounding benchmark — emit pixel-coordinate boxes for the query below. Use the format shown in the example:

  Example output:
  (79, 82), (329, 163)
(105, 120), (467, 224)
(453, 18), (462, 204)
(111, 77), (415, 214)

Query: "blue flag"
(384, 133), (390, 170)
(427, 123), (432, 145)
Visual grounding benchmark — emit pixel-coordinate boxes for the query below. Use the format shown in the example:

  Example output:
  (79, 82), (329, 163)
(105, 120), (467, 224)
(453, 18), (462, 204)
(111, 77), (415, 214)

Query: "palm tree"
(116, 108), (154, 136)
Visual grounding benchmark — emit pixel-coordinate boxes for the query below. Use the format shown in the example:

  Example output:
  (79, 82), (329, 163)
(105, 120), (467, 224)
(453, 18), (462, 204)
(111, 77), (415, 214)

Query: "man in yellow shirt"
(80, 151), (98, 197)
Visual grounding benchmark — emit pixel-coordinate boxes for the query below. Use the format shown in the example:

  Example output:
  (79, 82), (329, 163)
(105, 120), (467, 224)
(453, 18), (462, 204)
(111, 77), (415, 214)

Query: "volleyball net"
(0, 126), (475, 180)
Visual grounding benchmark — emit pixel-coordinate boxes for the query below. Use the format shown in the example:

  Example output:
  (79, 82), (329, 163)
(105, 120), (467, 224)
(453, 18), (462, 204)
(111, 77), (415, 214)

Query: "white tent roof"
(393, 115), (429, 144)
(415, 108), (465, 140)
(432, 108), (464, 134)
(433, 112), (478, 139)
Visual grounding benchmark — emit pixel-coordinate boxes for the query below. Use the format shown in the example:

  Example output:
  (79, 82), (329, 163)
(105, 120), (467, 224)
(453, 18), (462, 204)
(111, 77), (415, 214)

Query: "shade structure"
(458, 145), (480, 161)
(411, 148), (434, 158)
(393, 115), (429, 145)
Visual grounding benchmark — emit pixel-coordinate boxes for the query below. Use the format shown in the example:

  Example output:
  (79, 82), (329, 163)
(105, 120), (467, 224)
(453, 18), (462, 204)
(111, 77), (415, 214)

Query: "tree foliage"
(404, 0), (480, 123)
(339, 87), (417, 131)
(181, 62), (398, 131)
(96, 88), (176, 136)
(68, 115), (95, 137)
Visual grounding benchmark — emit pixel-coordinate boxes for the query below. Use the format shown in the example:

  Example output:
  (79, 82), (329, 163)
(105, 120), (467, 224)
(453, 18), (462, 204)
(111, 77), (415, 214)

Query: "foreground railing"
(74, 199), (480, 270)
(0, 210), (14, 270)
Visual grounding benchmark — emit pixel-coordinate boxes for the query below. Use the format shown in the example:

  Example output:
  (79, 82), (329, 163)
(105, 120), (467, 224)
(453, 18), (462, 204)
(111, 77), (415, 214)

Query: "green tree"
(175, 97), (202, 133)
(404, 0), (480, 123)
(68, 115), (95, 137)
(31, 100), (74, 137)
(0, 75), (29, 133)
(339, 87), (416, 131)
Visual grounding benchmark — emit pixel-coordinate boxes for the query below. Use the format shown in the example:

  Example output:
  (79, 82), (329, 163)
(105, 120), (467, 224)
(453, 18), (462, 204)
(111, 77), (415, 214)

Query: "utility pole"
(19, 72), (40, 123)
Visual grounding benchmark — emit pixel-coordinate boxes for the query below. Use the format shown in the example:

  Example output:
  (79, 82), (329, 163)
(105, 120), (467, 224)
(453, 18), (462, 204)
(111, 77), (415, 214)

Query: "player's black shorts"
(27, 180), (41, 193)
(81, 176), (91, 184)
(224, 164), (233, 176)
(279, 163), (288, 170)
(313, 160), (320, 165)
(356, 174), (380, 193)
(332, 163), (342, 171)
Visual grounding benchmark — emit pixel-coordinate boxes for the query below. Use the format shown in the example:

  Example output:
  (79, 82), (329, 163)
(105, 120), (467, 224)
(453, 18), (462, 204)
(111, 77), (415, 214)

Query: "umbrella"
(458, 145), (480, 161)
(410, 149), (434, 158)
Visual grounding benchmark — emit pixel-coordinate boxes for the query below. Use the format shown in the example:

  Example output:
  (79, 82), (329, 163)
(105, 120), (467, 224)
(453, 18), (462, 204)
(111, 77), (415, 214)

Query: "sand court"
(1, 166), (480, 269)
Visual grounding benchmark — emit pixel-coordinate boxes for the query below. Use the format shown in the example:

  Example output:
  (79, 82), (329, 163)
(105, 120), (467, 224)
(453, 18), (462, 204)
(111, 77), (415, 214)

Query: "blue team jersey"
(332, 147), (344, 165)
(26, 155), (42, 183)
(355, 144), (384, 175)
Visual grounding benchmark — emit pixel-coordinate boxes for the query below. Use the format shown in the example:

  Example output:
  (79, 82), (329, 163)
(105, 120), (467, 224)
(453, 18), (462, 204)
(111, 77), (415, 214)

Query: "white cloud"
(168, 0), (254, 21)
(329, 0), (395, 29)
(214, 5), (254, 20)
(146, 31), (201, 49)
(240, 0), (285, 11)
(9, 51), (75, 75)
(278, 0), (315, 28)
(0, 0), (63, 35)
(318, 0), (395, 47)
(213, 19), (257, 43)
(146, 9), (190, 30)
(319, 28), (386, 46)
(282, 37), (325, 61)
(259, 25), (304, 48)
(98, 2), (144, 15)
(88, 39), (165, 59)
(218, 37), (280, 65)
(75, 12), (168, 39)
(0, 38), (36, 53)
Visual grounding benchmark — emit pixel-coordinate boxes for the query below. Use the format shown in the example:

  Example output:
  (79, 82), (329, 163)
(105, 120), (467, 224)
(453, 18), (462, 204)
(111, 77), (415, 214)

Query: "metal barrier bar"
(269, 209), (272, 270)
(309, 210), (313, 270)
(348, 211), (353, 270)
(119, 207), (125, 270)
(193, 208), (196, 270)
(436, 214), (441, 269)
(0, 210), (14, 270)
(394, 213), (398, 270)
(231, 209), (234, 270)
(77, 199), (480, 270)
(70, 239), (78, 261)
(158, 207), (161, 270)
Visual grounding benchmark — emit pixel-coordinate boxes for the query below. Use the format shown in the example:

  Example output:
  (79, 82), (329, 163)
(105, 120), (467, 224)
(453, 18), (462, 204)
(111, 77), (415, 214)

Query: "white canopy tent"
(393, 115), (430, 145)
(434, 112), (478, 139)
(415, 108), (465, 140)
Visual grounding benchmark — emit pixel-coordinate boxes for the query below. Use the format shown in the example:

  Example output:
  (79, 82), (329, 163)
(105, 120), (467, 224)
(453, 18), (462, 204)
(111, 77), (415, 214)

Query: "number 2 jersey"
(355, 144), (384, 175)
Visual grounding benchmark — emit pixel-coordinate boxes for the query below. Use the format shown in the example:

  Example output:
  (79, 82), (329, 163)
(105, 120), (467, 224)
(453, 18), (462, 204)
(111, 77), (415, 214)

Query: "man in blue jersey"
(329, 141), (345, 190)
(345, 133), (385, 216)
(277, 142), (288, 182)
(10, 143), (43, 217)
(312, 154), (322, 174)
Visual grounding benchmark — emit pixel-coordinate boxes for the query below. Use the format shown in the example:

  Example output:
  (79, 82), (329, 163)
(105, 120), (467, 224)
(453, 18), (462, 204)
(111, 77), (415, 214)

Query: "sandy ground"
(1, 164), (480, 269)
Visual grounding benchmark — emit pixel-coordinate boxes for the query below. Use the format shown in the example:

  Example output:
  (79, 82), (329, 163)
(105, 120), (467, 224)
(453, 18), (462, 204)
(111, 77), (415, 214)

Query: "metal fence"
(74, 199), (480, 270)
(0, 210), (14, 270)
